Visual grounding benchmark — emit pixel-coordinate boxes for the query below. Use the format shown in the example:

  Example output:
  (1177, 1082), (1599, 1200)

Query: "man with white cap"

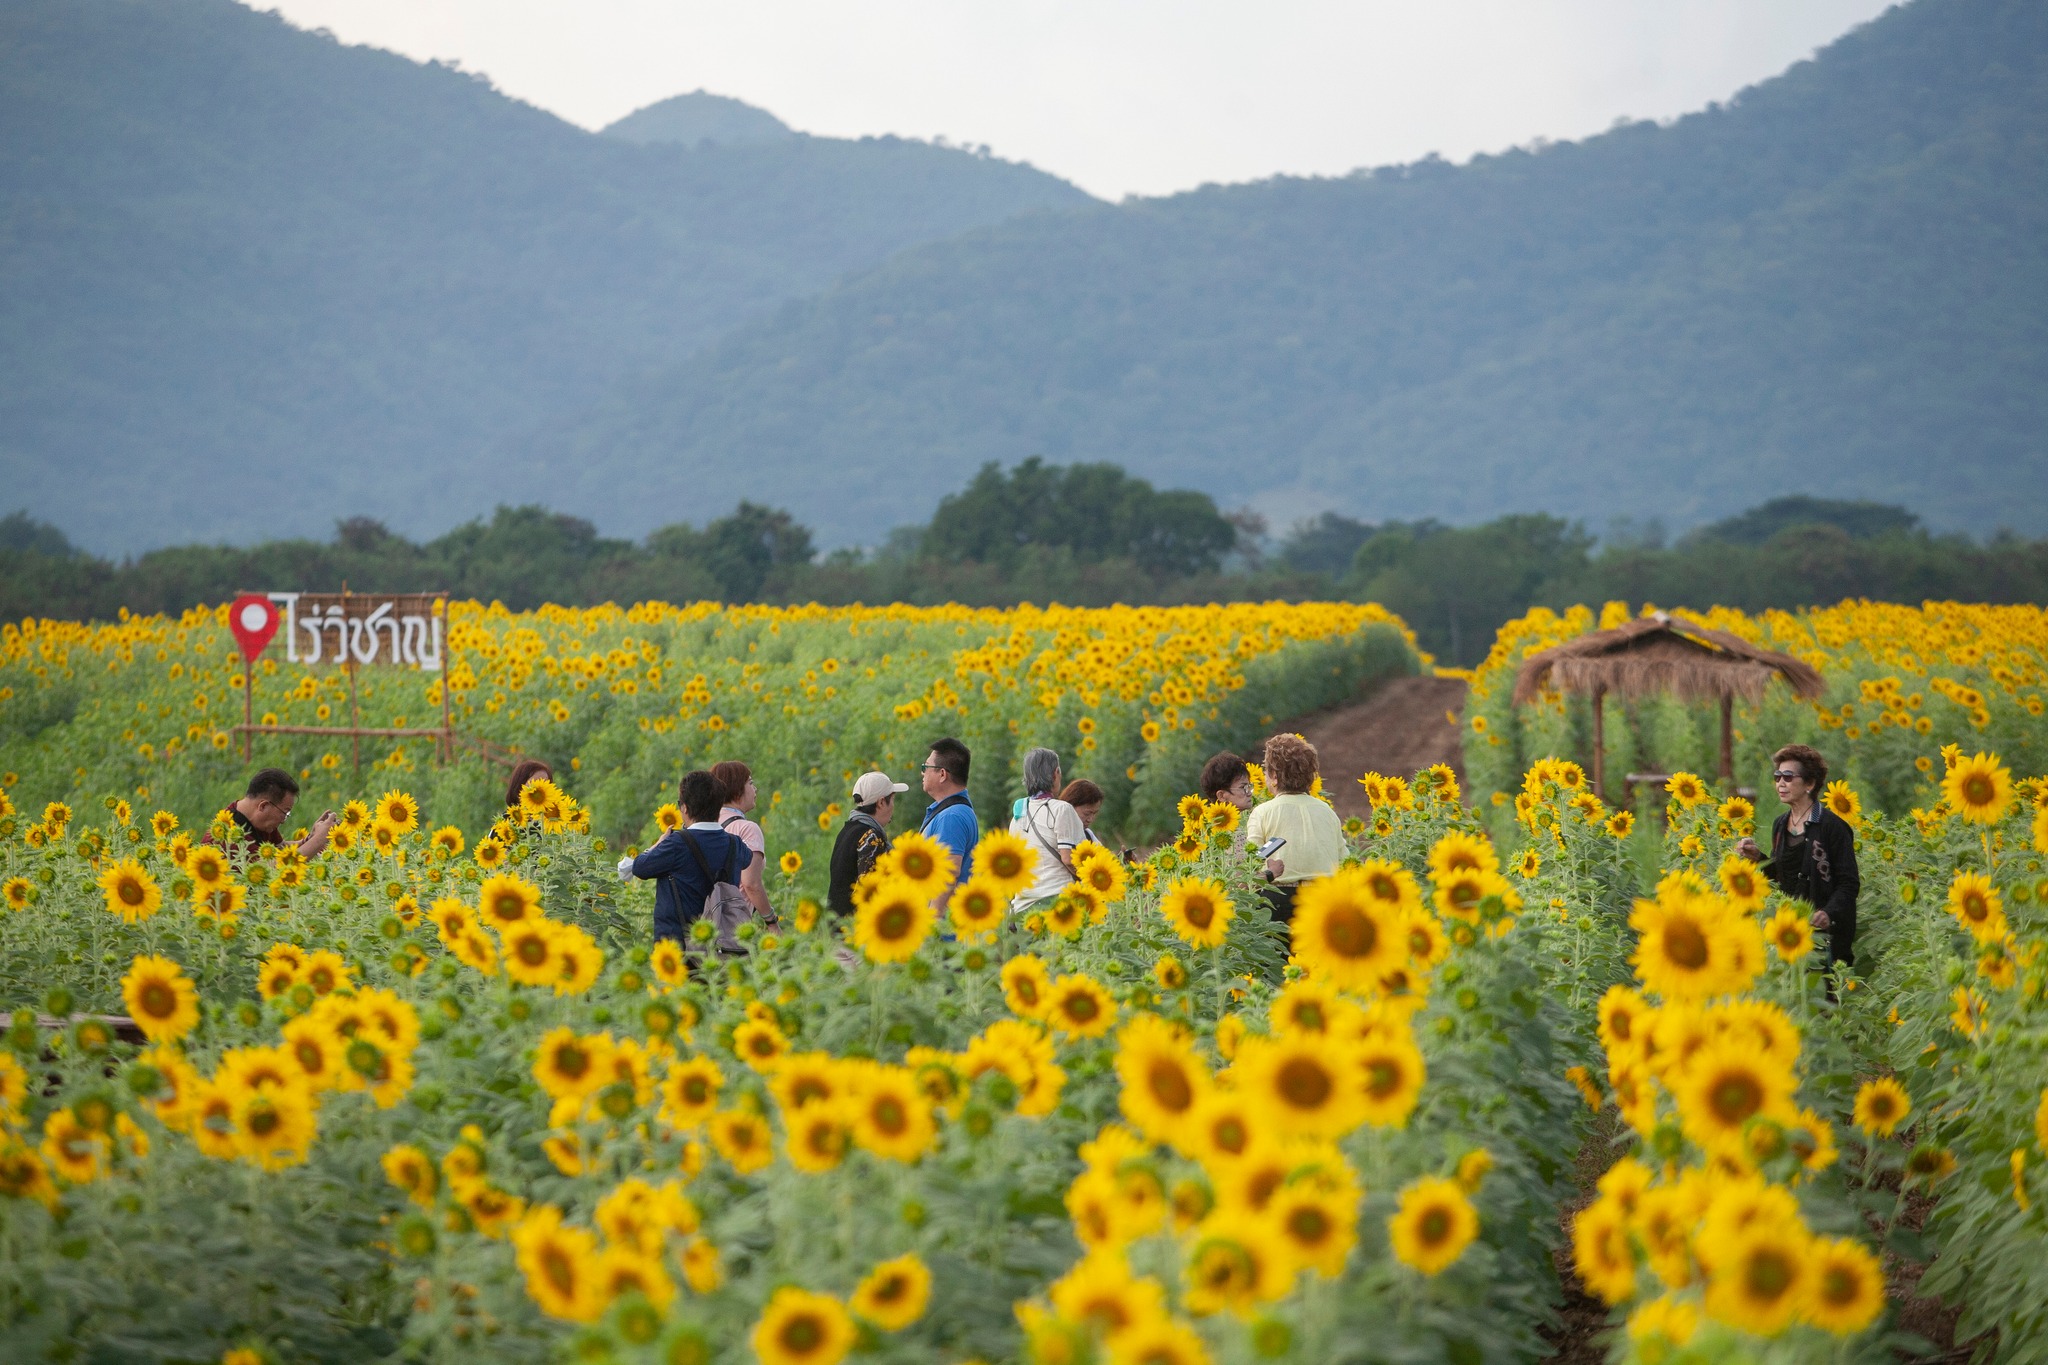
(827, 770), (908, 920)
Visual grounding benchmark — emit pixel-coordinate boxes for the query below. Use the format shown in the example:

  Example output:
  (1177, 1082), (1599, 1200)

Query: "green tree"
(923, 458), (1237, 576)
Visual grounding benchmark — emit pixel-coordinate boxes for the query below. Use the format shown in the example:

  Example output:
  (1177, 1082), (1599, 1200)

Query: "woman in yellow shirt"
(1243, 733), (1345, 925)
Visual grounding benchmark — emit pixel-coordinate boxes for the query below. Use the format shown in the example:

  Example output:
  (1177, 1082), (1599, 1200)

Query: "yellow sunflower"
(1802, 1236), (1884, 1334)
(512, 1205), (606, 1322)
(649, 938), (688, 987)
(971, 828), (1037, 899)
(39, 1108), (111, 1184)
(882, 830), (955, 894)
(850, 1253), (931, 1331)
(659, 1055), (723, 1129)
(120, 954), (198, 1043)
(1764, 906), (1813, 961)
(1629, 888), (1739, 1001)
(478, 873), (544, 930)
(1388, 1177), (1479, 1275)
(1354, 1030), (1427, 1128)
(848, 1068), (935, 1163)
(231, 1083), (318, 1171)
(1946, 871), (2007, 942)
(948, 877), (1008, 942)
(98, 859), (161, 924)
(1002, 954), (1052, 1018)
(1228, 1032), (1367, 1140)
(1268, 1173), (1360, 1278)
(1114, 1013), (1211, 1145)
(1290, 870), (1406, 988)
(783, 1102), (852, 1173)
(1158, 876), (1235, 949)
(1674, 1039), (1797, 1154)
(731, 1017), (790, 1072)
(1943, 751), (2012, 824)
(750, 1286), (855, 1365)
(1045, 974), (1119, 1039)
(708, 1109), (774, 1174)
(533, 1027), (612, 1101)
(1700, 1221), (1809, 1337)
(500, 918), (565, 988)
(1664, 772), (1707, 807)
(1717, 855), (1766, 911)
(853, 877), (934, 964)
(1183, 1207), (1291, 1316)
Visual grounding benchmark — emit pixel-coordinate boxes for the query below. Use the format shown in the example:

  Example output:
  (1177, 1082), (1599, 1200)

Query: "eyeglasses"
(919, 764), (945, 773)
(1770, 771), (1802, 783)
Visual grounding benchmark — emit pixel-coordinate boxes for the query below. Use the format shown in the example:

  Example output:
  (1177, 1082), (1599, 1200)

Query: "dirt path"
(1278, 674), (1469, 818)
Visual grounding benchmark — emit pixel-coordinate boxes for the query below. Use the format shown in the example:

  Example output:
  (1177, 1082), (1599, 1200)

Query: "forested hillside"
(542, 0), (2048, 545)
(0, 0), (1088, 551)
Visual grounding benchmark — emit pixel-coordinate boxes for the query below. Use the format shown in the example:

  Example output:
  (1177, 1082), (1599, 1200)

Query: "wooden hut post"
(1718, 693), (1735, 784)
(1592, 684), (1607, 798)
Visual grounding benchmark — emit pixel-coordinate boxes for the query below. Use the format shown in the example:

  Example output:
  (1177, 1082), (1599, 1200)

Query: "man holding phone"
(224, 768), (338, 857)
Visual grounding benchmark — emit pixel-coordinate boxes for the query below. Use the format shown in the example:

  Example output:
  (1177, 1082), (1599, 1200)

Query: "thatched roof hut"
(1511, 612), (1825, 787)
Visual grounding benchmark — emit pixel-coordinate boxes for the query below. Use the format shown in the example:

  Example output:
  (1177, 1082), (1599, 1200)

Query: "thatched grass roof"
(1510, 613), (1825, 707)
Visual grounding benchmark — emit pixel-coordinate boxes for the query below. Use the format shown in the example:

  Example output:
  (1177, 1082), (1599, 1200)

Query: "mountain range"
(4, 0), (2044, 553)
(0, 0), (1087, 550)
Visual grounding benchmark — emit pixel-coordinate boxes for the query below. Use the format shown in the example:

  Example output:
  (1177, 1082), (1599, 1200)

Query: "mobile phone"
(1255, 836), (1286, 860)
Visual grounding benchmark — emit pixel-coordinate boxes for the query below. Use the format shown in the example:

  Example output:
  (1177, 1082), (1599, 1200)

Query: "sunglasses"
(1770, 771), (1803, 783)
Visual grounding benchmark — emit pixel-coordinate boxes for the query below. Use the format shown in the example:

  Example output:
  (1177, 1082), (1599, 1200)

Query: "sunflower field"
(0, 599), (1420, 860)
(1, 593), (2047, 1365)
(1462, 600), (2048, 819)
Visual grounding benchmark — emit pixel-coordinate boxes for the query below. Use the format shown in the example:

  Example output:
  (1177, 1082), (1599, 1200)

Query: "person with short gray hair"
(1010, 747), (1083, 911)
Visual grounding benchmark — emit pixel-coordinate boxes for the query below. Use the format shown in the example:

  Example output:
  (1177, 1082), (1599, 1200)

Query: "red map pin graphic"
(227, 594), (280, 663)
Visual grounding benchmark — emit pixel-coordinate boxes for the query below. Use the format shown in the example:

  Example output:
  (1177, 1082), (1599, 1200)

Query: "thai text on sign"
(266, 593), (445, 670)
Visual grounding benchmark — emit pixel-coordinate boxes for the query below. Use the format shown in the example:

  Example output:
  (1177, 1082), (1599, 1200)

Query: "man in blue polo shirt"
(619, 769), (754, 947)
(918, 736), (977, 911)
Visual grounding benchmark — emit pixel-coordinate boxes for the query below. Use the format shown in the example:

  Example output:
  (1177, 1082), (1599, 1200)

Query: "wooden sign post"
(231, 591), (458, 767)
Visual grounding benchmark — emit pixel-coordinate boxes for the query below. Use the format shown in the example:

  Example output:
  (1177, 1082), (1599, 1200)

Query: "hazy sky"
(254, 1), (1896, 200)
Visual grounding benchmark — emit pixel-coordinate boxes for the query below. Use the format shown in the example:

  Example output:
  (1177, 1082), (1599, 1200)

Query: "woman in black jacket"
(1738, 743), (1860, 971)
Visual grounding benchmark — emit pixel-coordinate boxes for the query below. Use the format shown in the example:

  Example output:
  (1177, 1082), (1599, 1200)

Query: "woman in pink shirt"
(711, 760), (775, 925)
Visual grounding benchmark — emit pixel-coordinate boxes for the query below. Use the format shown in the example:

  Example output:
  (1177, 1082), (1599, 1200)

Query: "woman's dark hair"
(926, 736), (971, 785)
(679, 770), (724, 823)
(1772, 744), (1828, 793)
(1199, 752), (1248, 800)
(710, 760), (752, 807)
(1262, 734), (1319, 795)
(1060, 779), (1104, 811)
(505, 759), (551, 808)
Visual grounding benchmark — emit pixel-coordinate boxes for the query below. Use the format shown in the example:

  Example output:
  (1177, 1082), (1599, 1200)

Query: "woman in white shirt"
(1010, 747), (1084, 911)
(1243, 733), (1345, 926)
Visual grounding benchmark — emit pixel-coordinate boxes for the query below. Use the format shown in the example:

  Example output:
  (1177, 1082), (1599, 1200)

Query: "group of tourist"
(215, 727), (1859, 973)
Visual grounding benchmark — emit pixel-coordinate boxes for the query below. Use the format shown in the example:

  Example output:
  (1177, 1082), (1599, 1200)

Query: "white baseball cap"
(852, 771), (910, 805)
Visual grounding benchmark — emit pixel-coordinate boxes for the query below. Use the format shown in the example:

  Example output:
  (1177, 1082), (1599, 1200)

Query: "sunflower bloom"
(853, 877), (935, 964)
(1389, 1177), (1479, 1275)
(121, 954), (198, 1043)
(98, 859), (161, 924)
(851, 1253), (931, 1330)
(1115, 1013), (1211, 1144)
(751, 1286), (856, 1365)
(1942, 751), (2012, 824)
(1159, 877), (1234, 949)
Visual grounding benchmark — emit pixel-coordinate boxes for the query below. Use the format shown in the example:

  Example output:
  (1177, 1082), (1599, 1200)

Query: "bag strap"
(1022, 800), (1075, 885)
(681, 831), (738, 885)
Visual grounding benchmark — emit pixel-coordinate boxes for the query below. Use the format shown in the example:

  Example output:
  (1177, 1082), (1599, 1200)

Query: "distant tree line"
(1277, 496), (2048, 665)
(5, 471), (2044, 666)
